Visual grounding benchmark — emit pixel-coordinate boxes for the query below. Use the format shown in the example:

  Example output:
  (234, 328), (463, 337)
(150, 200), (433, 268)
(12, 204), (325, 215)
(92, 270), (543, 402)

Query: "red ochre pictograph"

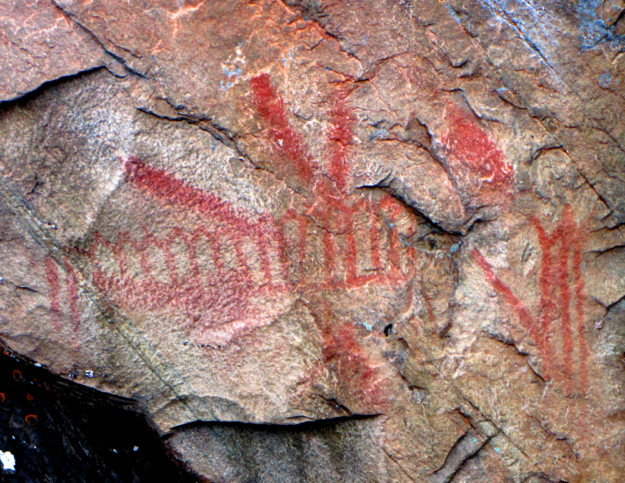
(43, 73), (426, 406)
(441, 102), (514, 203)
(472, 205), (590, 395)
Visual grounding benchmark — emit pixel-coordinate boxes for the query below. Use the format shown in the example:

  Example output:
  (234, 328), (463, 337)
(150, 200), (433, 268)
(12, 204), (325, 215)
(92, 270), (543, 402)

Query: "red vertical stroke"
(266, 219), (290, 287)
(344, 204), (358, 284)
(471, 249), (541, 345)
(572, 240), (589, 392)
(161, 236), (180, 287)
(279, 210), (300, 285)
(64, 259), (80, 333)
(232, 236), (252, 282)
(115, 231), (130, 282)
(253, 219), (276, 286)
(326, 96), (353, 193)
(532, 218), (558, 381)
(191, 226), (225, 280)
(250, 73), (315, 183)
(45, 256), (62, 331)
(554, 206), (575, 393)
(88, 232), (112, 292)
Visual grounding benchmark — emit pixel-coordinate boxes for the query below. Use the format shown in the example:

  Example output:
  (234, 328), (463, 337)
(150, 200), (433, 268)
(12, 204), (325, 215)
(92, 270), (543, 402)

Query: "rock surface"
(0, 0), (624, 481)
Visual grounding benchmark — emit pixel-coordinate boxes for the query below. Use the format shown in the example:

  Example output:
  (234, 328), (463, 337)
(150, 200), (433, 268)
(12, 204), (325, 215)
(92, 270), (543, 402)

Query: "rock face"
(0, 0), (624, 481)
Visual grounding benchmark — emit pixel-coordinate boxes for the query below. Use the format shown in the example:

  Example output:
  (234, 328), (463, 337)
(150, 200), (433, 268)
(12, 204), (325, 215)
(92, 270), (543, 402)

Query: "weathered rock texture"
(1, 0), (624, 481)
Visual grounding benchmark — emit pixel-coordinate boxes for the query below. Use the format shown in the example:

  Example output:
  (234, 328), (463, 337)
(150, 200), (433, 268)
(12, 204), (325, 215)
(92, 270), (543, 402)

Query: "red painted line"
(45, 256), (61, 331)
(169, 227), (195, 279)
(121, 157), (261, 233)
(233, 237), (252, 280)
(114, 231), (130, 280)
(250, 73), (315, 183)
(255, 213), (277, 285)
(555, 240), (573, 393)
(471, 249), (542, 347)
(326, 95), (353, 193)
(554, 207), (575, 393)
(190, 226), (226, 279)
(274, 215), (293, 286)
(572, 241), (589, 393)
(531, 217), (557, 381)
(162, 237), (180, 286)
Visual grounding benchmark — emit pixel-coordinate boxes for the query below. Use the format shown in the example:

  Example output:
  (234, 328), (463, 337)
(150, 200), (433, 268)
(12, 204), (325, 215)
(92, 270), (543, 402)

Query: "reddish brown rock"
(0, 0), (109, 101)
(0, 0), (624, 481)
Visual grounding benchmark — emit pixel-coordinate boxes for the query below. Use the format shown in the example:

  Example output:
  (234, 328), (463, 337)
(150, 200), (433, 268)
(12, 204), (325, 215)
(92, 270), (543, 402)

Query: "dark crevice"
(432, 427), (496, 483)
(170, 412), (379, 433)
(588, 243), (625, 255)
(355, 180), (465, 237)
(0, 345), (196, 482)
(0, 66), (106, 107)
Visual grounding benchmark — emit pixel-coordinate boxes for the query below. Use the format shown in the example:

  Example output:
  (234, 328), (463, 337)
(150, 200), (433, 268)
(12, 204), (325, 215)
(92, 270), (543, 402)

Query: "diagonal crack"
(51, 1), (148, 79)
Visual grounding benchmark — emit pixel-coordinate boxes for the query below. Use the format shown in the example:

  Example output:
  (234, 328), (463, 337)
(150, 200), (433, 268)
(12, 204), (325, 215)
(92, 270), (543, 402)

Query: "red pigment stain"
(316, 300), (385, 407)
(88, 231), (259, 328)
(326, 94), (353, 193)
(442, 103), (513, 198)
(572, 240), (589, 392)
(473, 205), (590, 394)
(553, 207), (574, 393)
(532, 217), (557, 381)
(251, 73), (315, 183)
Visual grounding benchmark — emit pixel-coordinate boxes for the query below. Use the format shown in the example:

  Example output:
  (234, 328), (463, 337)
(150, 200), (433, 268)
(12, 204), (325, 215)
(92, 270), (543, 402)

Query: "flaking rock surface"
(0, 1), (624, 481)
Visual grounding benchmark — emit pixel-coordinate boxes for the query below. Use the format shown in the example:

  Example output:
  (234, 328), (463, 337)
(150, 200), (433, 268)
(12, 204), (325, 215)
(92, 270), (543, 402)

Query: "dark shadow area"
(0, 346), (198, 483)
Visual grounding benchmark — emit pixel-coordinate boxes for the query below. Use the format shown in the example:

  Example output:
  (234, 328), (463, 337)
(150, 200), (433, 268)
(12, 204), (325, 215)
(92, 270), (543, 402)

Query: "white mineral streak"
(0, 450), (16, 473)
